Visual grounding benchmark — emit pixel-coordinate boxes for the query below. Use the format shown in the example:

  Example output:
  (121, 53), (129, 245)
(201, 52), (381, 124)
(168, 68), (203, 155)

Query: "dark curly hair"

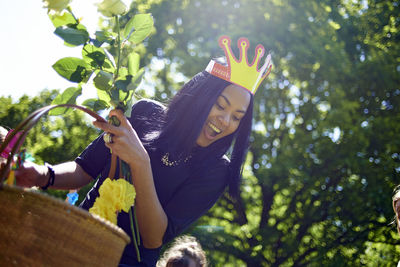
(157, 235), (207, 267)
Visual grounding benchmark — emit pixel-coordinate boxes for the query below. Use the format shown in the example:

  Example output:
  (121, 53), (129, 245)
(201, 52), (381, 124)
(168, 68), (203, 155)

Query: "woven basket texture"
(0, 184), (130, 267)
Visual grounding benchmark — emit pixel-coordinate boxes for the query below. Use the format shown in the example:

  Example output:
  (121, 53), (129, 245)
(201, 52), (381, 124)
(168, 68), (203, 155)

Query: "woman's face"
(196, 84), (251, 147)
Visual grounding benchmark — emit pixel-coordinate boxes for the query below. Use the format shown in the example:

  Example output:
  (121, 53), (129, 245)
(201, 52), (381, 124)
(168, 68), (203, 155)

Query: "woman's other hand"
(93, 109), (150, 168)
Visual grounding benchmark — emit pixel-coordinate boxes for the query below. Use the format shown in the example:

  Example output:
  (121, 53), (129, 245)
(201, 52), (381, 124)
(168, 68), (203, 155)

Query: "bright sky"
(0, 0), (128, 101)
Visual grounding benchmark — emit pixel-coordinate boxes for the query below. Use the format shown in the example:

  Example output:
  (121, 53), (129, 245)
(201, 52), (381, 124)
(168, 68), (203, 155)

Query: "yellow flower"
(42, 0), (71, 13)
(89, 178), (136, 225)
(115, 178), (136, 212)
(89, 197), (117, 224)
(97, 0), (127, 17)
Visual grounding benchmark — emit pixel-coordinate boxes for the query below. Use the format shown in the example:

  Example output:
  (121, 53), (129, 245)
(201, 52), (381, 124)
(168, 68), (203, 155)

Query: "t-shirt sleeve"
(75, 133), (111, 179)
(162, 158), (229, 244)
(75, 99), (164, 179)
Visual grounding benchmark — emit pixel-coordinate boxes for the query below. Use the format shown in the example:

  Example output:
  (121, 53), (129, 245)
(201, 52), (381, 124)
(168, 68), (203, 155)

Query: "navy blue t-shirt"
(76, 99), (229, 266)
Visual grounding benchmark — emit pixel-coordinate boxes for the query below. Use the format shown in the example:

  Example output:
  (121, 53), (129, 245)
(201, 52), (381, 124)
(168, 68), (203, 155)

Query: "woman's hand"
(15, 161), (92, 190)
(94, 109), (168, 248)
(93, 109), (150, 168)
(14, 161), (48, 188)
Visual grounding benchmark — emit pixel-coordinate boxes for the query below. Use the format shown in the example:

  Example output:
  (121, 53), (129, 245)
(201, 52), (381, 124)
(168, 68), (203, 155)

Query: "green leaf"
(52, 57), (92, 83)
(93, 71), (113, 91)
(97, 88), (111, 103)
(82, 44), (114, 72)
(82, 98), (109, 112)
(115, 75), (132, 92)
(117, 67), (129, 79)
(54, 26), (89, 46)
(48, 12), (76, 28)
(128, 52), (140, 76)
(119, 90), (130, 103)
(123, 14), (154, 44)
(93, 30), (114, 47)
(127, 68), (144, 92)
(49, 86), (82, 115)
(124, 94), (137, 117)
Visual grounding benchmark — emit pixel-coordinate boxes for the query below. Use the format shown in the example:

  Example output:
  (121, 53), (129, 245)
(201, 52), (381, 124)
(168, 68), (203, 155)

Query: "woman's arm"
(15, 161), (93, 190)
(129, 157), (168, 248)
(93, 109), (168, 249)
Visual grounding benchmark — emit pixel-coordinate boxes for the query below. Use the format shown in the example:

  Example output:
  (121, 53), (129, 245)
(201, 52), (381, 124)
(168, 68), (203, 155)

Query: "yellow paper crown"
(205, 35), (272, 94)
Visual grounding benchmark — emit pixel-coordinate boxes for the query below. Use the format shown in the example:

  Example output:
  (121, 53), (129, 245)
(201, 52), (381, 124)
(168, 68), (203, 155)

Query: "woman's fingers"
(92, 110), (136, 151)
(92, 109), (146, 165)
(93, 120), (123, 135)
(93, 109), (131, 133)
(93, 120), (109, 131)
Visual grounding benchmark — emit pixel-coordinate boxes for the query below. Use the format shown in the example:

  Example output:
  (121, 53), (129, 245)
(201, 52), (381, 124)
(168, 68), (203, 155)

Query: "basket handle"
(0, 104), (107, 184)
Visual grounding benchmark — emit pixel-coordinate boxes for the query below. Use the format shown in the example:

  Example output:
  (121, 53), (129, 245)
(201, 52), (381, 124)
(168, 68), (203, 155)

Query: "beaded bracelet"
(41, 163), (55, 190)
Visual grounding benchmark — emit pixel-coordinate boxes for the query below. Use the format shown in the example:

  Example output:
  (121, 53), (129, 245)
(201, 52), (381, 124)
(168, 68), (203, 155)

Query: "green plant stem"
(129, 208), (141, 262)
(133, 206), (141, 246)
(115, 16), (122, 80)
(67, 6), (79, 24)
(121, 160), (140, 246)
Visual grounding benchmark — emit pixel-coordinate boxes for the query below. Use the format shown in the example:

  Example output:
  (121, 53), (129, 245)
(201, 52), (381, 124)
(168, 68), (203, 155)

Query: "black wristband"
(41, 163), (55, 190)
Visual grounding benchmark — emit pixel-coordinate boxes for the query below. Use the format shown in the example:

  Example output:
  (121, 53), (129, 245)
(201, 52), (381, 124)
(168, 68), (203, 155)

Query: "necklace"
(161, 152), (192, 167)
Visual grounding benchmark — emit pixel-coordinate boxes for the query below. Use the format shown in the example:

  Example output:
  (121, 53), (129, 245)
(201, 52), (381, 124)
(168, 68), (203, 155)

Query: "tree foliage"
(131, 0), (400, 265)
(2, 0), (399, 265)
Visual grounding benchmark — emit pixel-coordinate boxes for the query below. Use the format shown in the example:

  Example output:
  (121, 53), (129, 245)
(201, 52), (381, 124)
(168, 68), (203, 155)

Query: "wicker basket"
(0, 184), (130, 266)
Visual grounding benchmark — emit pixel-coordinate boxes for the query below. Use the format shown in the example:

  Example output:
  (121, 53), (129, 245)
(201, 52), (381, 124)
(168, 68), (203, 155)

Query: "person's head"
(196, 83), (251, 147)
(157, 235), (207, 267)
(392, 185), (400, 234)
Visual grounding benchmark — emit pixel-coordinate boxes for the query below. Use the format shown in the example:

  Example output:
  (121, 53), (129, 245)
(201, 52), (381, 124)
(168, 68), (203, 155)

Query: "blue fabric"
(76, 99), (229, 266)
(66, 191), (79, 205)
